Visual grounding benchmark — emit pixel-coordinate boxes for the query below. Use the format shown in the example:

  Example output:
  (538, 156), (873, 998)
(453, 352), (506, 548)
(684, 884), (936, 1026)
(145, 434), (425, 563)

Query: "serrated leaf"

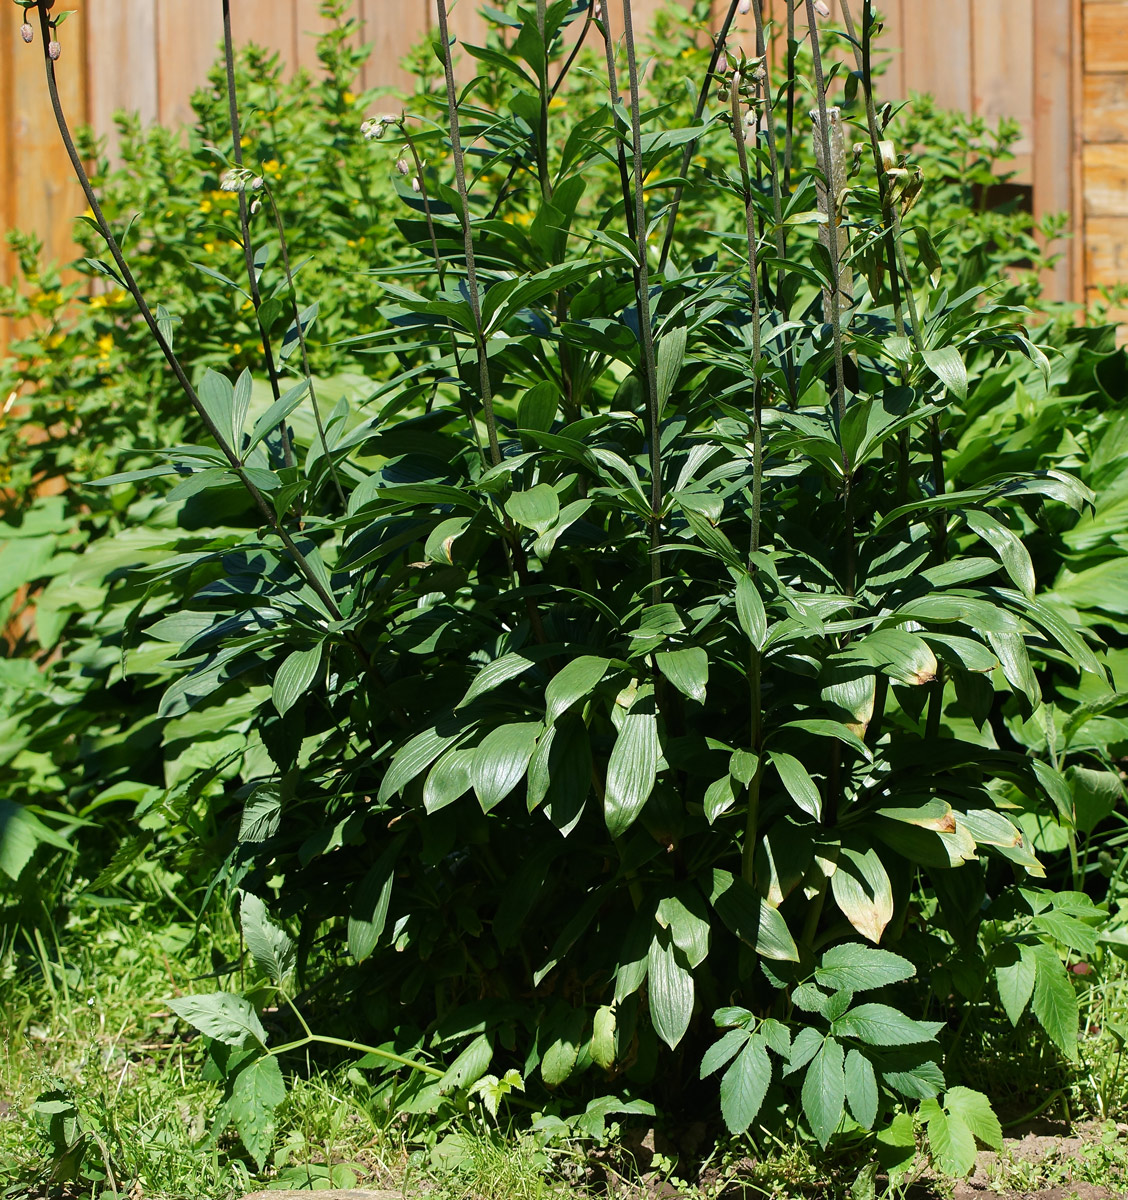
(1030, 943), (1078, 1060)
(228, 1054), (285, 1170)
(944, 1087), (1002, 1150)
(239, 893), (295, 988)
(995, 945), (1036, 1026)
(656, 646), (708, 703)
(648, 931), (694, 1050)
(816, 944), (916, 993)
(844, 1048), (878, 1129)
(439, 1033), (493, 1094)
(833, 1002), (941, 1047)
(272, 644), (323, 716)
(701, 1027), (749, 1079)
(802, 1037), (845, 1147)
(925, 1105), (977, 1178)
(168, 993), (267, 1049)
(720, 1038), (772, 1134)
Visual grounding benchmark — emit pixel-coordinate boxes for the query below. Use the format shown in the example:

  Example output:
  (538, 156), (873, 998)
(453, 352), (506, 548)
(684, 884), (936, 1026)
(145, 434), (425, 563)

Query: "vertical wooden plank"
(1072, 0), (1085, 304)
(0, 24), (14, 355)
(875, 0), (905, 101)
(971, 0), (1033, 176)
(1084, 0), (1128, 72)
(231, 0), (296, 67)
(364, 0), (429, 95)
(294, 0), (335, 74)
(901, 0), (973, 112)
(156, 1), (224, 129)
(1033, 0), (1076, 302)
(85, 0), (158, 164)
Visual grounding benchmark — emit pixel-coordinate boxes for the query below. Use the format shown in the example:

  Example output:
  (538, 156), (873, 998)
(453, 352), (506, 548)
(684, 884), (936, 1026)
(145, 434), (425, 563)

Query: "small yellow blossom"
(200, 198), (213, 214)
(240, 135), (252, 148)
(241, 299), (254, 312)
(203, 242), (215, 254)
(343, 91), (356, 105)
(262, 159), (282, 176)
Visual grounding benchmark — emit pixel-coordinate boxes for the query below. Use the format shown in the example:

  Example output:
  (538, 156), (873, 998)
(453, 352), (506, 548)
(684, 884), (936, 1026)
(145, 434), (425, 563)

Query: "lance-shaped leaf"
(544, 655), (612, 724)
(471, 722), (542, 812)
(831, 846), (895, 944)
(964, 508), (1035, 600)
(802, 1037), (845, 1147)
(656, 646), (708, 703)
(769, 751), (822, 821)
(604, 692), (659, 837)
(272, 644), (323, 716)
(648, 930), (694, 1050)
(720, 1037), (772, 1134)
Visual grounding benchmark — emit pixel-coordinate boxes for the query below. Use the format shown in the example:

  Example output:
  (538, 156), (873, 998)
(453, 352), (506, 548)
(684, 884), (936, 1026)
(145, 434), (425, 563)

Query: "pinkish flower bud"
(411, 176), (422, 193)
(48, 40), (61, 60)
(814, 0), (830, 15)
(20, 22), (33, 43)
(738, 0), (751, 13)
(395, 157), (411, 177)
(250, 199), (261, 215)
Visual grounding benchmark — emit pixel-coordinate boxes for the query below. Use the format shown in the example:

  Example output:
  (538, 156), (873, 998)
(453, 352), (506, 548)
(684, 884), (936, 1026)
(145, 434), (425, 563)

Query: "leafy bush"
(3, 0), (1127, 1182)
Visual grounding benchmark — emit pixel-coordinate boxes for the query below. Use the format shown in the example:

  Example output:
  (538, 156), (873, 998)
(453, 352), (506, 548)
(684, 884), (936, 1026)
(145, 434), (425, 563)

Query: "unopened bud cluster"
(20, 21), (32, 42)
(219, 168), (264, 194)
(361, 113), (404, 142)
(715, 45), (766, 108)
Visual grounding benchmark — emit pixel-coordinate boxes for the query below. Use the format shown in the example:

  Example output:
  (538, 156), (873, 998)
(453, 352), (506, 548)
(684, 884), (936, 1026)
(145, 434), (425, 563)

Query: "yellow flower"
(241, 299), (254, 312)
(343, 92), (356, 105)
(262, 159), (282, 176)
(548, 96), (566, 111)
(200, 198), (213, 214)
(240, 135), (252, 148)
(203, 242), (215, 254)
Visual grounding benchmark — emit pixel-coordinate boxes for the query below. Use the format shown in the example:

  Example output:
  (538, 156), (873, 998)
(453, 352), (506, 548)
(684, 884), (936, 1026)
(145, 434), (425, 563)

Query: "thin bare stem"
(221, 0), (292, 468)
(784, 0), (796, 192)
(263, 188), (348, 508)
(434, 0), (503, 467)
(657, 0), (742, 273)
(621, 0), (664, 601)
(596, 2), (638, 245)
(31, 2), (343, 623)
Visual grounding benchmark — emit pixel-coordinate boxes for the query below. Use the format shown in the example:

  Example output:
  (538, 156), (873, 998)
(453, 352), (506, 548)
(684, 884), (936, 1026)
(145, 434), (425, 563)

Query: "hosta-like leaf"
(831, 847), (895, 944)
(708, 869), (800, 961)
(423, 746), (475, 813)
(735, 575), (768, 650)
(470, 722), (542, 812)
(540, 1007), (586, 1088)
(591, 1005), (617, 1071)
(544, 655), (612, 724)
(769, 751), (822, 820)
(458, 652), (538, 709)
(648, 931), (694, 1050)
(656, 889), (711, 968)
(922, 346), (967, 402)
(271, 644), (323, 716)
(656, 646), (708, 703)
(604, 694), (659, 837)
(505, 484), (560, 534)
(964, 508), (1035, 600)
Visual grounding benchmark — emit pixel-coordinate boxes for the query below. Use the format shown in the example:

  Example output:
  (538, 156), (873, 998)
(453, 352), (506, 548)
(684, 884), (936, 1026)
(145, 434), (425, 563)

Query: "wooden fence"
(2, 1), (1126, 351)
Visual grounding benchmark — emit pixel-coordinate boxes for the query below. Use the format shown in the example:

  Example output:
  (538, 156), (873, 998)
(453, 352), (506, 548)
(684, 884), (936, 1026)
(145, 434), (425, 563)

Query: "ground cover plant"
(3, 0), (1128, 1195)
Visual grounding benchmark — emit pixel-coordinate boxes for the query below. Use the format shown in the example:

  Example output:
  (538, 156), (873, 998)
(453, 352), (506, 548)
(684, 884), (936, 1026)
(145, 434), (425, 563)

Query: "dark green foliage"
(3, 0), (1128, 1180)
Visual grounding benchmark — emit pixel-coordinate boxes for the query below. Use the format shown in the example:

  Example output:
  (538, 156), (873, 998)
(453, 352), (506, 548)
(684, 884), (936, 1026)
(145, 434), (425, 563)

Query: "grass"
(4, 871), (1128, 1200)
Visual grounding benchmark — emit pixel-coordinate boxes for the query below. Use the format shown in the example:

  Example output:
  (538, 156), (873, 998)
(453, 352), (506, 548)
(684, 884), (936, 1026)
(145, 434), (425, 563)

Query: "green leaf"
(505, 484), (560, 534)
(439, 1033), (493, 1094)
(995, 945), (1036, 1026)
(517, 381), (559, 432)
(199, 368), (239, 449)
(272, 644), (323, 716)
(348, 839), (402, 962)
(541, 1007), (586, 1088)
(816, 944), (916, 993)
(720, 1038), (772, 1134)
(964, 509), (1035, 601)
(423, 746), (475, 813)
(833, 1003), (942, 1047)
(844, 1048), (878, 1130)
(648, 930), (694, 1050)
(708, 869), (800, 961)
(425, 516), (472, 565)
(656, 326), (688, 415)
(655, 646), (708, 703)
(922, 346), (967, 402)
(168, 993), (267, 1050)
(1030, 943), (1079, 1059)
(704, 774), (736, 824)
(802, 1037), (845, 1147)
(769, 751), (822, 820)
(470, 722), (542, 812)
(228, 1054), (285, 1171)
(735, 575), (768, 650)
(0, 801), (71, 881)
(239, 893), (296, 988)
(944, 1087), (1002, 1150)
(246, 379), (308, 452)
(545, 655), (611, 724)
(458, 652), (537, 709)
(924, 1102), (977, 1178)
(378, 720), (469, 804)
(831, 847), (895, 944)
(656, 889), (711, 969)
(604, 693), (659, 837)
(591, 1005), (617, 1071)
(701, 1027), (749, 1079)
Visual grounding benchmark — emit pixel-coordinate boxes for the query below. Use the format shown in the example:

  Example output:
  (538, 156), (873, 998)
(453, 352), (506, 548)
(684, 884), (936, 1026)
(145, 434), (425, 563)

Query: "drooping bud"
(250, 199), (262, 216)
(219, 167), (264, 194)
(395, 157), (411, 177)
(48, 40), (61, 60)
(411, 176), (422, 193)
(361, 118), (386, 141)
(738, 0), (751, 13)
(814, 0), (830, 16)
(20, 22), (33, 43)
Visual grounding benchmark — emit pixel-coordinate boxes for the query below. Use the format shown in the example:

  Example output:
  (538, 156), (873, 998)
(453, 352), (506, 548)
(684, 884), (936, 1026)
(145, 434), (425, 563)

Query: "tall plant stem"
(656, 0), (742, 273)
(263, 189), (347, 508)
(435, 0), (502, 467)
(730, 80), (764, 557)
(742, 651), (764, 885)
(784, 0), (796, 192)
(535, 0), (553, 201)
(614, 0), (664, 601)
(31, 2), (343, 625)
(221, 0), (292, 468)
(805, 0), (854, 599)
(597, 3), (639, 246)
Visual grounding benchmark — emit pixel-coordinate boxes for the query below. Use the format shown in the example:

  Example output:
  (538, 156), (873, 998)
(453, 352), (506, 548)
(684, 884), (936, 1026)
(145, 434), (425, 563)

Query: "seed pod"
(48, 40), (61, 60)
(20, 22), (33, 43)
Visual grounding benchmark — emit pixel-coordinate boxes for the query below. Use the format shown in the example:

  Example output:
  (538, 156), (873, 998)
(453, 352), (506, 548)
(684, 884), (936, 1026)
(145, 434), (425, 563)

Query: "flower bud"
(738, 0), (751, 12)
(48, 40), (60, 60)
(361, 118), (385, 141)
(395, 157), (411, 177)
(250, 199), (261, 215)
(814, 0), (830, 15)
(411, 176), (422, 193)
(20, 22), (33, 43)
